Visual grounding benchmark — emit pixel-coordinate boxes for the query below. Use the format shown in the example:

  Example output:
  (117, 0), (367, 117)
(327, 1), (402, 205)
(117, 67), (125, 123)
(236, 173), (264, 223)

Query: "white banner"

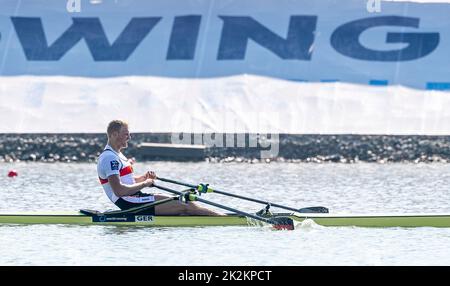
(1, 75), (450, 135)
(1, 0), (450, 134)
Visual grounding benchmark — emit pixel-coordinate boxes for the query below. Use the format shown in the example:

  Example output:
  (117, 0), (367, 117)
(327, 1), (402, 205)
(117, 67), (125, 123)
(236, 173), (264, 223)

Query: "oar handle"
(156, 177), (212, 194)
(156, 177), (196, 188)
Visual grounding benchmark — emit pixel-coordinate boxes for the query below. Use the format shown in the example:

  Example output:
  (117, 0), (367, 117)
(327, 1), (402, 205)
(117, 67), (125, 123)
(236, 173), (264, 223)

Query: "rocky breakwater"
(276, 135), (450, 163)
(1, 133), (450, 163)
(205, 135), (450, 163)
(0, 133), (172, 163)
(0, 134), (106, 162)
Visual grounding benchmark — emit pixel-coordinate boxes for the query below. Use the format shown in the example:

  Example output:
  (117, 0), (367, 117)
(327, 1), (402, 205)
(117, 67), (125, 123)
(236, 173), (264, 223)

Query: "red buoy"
(7, 170), (18, 177)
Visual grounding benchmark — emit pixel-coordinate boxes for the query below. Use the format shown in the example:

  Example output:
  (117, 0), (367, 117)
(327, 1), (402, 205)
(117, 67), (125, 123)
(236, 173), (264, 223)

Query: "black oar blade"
(270, 217), (295, 231)
(297, 206), (329, 213)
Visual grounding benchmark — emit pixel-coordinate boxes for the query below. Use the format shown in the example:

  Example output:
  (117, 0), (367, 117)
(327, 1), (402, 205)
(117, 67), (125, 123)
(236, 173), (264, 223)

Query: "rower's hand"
(145, 171), (157, 180)
(143, 178), (154, 188)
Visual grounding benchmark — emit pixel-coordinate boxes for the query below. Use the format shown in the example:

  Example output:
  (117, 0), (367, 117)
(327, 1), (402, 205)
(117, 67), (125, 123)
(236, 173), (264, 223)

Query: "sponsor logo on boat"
(135, 215), (154, 223)
(94, 215), (130, 223)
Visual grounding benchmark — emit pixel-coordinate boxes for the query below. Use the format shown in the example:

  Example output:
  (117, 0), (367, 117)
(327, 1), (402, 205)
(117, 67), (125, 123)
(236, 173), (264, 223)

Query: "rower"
(97, 120), (222, 216)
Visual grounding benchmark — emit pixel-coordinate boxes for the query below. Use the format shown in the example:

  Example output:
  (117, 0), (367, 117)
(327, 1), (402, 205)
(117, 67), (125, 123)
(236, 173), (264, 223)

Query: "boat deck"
(1, 211), (450, 227)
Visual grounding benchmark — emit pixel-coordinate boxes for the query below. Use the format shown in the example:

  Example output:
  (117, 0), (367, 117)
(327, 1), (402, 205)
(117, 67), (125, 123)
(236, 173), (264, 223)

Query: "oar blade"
(270, 217), (295, 231)
(297, 206), (329, 213)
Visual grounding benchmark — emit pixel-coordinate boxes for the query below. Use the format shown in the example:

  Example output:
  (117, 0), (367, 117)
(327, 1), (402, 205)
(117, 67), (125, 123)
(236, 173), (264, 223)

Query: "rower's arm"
(134, 171), (156, 183)
(108, 175), (152, 197)
(134, 174), (146, 183)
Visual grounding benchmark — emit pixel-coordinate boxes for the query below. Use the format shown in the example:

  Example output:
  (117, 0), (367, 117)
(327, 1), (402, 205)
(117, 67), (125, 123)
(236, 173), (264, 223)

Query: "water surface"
(1, 162), (449, 265)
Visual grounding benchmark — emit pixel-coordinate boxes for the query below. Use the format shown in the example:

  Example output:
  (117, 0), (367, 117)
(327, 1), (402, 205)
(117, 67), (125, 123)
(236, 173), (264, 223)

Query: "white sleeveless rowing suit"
(97, 145), (155, 209)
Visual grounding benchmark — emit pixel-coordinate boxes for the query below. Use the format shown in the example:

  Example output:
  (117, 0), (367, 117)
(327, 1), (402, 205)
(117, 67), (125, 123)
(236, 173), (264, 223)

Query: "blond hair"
(107, 120), (128, 138)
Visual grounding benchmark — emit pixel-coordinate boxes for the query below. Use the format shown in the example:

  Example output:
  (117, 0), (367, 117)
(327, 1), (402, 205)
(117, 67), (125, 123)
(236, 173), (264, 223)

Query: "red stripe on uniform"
(99, 165), (133, 185)
(120, 165), (133, 177)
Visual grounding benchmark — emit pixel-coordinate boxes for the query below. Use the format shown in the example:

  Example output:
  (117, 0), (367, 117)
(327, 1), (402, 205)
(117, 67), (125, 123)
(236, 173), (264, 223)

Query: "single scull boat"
(1, 211), (450, 228)
(3, 177), (445, 229)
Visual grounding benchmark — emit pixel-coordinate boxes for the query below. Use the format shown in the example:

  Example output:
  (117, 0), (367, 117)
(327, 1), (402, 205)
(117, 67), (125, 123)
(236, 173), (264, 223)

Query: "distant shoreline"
(1, 133), (450, 163)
